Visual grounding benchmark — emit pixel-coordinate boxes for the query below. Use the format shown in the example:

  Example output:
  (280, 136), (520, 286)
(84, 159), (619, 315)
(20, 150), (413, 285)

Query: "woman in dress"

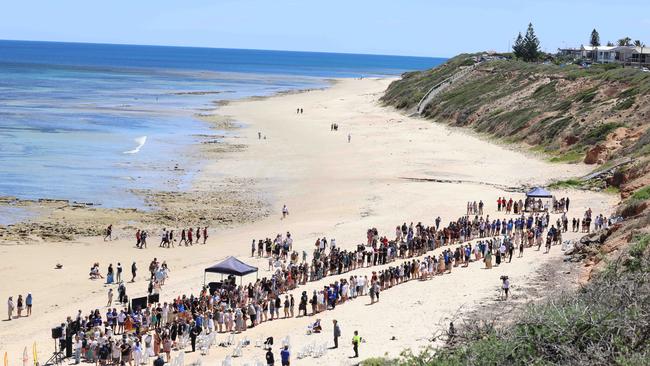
(484, 249), (493, 269)
(153, 330), (161, 356)
(162, 335), (172, 362)
(124, 314), (134, 334)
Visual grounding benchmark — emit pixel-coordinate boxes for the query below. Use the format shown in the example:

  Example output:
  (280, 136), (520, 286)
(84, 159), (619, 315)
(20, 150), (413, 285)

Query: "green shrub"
(631, 185), (650, 201)
(531, 81), (557, 99)
(583, 122), (623, 145)
(552, 99), (573, 111)
(548, 178), (583, 189)
(614, 96), (636, 110)
(618, 87), (639, 99)
(575, 88), (598, 103)
(549, 150), (584, 163)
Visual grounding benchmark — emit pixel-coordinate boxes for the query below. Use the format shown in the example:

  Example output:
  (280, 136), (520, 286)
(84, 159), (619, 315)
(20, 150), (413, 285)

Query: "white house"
(581, 45), (617, 63)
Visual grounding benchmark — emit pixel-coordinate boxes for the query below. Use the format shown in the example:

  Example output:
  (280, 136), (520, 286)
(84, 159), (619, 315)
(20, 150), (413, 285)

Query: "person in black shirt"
(265, 347), (275, 366)
(131, 262), (137, 282)
(98, 344), (110, 365)
(299, 291), (307, 317)
(190, 322), (201, 352)
(153, 355), (165, 366)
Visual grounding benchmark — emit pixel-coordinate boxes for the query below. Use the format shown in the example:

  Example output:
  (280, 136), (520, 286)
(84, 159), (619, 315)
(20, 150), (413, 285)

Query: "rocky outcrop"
(585, 144), (608, 164)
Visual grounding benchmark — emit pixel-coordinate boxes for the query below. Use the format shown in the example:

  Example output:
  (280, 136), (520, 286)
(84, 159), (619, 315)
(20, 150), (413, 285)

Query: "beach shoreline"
(0, 77), (617, 365)
(0, 81), (339, 242)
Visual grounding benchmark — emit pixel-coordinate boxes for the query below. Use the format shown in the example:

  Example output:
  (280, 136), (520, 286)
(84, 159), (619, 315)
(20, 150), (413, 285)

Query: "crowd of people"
(36, 193), (616, 365)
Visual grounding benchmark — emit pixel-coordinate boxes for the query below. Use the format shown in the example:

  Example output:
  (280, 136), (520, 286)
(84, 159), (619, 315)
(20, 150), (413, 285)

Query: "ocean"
(0, 40), (445, 214)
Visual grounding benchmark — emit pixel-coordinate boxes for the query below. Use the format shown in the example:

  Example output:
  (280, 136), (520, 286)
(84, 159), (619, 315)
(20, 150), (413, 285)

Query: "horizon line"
(0, 38), (451, 60)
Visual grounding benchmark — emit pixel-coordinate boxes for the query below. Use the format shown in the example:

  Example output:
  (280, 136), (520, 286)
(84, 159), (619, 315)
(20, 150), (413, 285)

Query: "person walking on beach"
(502, 276), (510, 300)
(347, 133), (351, 143)
(104, 225), (113, 241)
(131, 261), (137, 282)
(332, 319), (341, 349)
(107, 288), (113, 306)
(140, 230), (148, 248)
(7, 296), (14, 320)
(282, 205), (289, 220)
(203, 227), (208, 244)
(351, 330), (361, 358)
(116, 263), (123, 283)
(25, 293), (32, 316)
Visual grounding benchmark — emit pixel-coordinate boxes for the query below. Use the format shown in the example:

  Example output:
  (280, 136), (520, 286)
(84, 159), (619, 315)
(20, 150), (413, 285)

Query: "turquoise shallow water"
(0, 40), (445, 210)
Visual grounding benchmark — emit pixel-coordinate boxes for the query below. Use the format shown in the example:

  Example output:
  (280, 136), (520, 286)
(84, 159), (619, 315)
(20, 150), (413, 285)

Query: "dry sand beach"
(0, 78), (617, 365)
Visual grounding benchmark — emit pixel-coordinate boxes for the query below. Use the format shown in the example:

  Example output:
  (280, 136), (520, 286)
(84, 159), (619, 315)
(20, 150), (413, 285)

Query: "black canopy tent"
(526, 187), (553, 198)
(525, 187), (553, 212)
(203, 256), (258, 285)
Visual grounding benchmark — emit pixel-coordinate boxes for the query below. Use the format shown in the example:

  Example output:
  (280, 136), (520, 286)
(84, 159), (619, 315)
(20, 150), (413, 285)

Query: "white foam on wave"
(124, 136), (147, 154)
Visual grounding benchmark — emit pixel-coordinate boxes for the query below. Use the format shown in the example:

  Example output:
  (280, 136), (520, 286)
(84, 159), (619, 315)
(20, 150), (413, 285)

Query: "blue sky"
(1, 0), (648, 57)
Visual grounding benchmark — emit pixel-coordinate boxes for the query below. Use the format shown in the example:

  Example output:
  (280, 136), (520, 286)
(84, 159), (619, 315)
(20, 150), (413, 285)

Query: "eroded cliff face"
(383, 56), (650, 166)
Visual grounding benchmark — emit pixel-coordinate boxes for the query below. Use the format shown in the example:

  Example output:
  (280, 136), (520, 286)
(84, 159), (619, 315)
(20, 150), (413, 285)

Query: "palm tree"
(618, 37), (632, 46)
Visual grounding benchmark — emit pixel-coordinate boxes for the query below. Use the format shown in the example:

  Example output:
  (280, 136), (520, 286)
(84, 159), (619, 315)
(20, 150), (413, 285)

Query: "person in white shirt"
(7, 297), (14, 321)
(117, 311), (126, 334)
(74, 335), (82, 364)
(161, 303), (169, 326)
(282, 205), (289, 219)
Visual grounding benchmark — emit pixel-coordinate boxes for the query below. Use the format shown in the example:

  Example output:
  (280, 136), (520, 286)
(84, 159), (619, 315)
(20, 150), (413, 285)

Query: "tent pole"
(203, 272), (206, 287)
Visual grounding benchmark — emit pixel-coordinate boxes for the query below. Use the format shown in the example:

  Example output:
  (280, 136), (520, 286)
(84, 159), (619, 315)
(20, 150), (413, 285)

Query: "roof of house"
(581, 45), (616, 51)
(632, 46), (650, 54)
(609, 45), (650, 54)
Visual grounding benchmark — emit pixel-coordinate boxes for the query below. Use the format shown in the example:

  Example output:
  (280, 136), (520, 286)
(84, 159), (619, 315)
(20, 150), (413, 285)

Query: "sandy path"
(0, 78), (616, 365)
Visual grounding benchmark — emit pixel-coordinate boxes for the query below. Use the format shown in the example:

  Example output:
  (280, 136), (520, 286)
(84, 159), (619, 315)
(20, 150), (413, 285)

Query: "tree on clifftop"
(590, 29), (601, 47)
(522, 23), (541, 61)
(513, 23), (541, 62)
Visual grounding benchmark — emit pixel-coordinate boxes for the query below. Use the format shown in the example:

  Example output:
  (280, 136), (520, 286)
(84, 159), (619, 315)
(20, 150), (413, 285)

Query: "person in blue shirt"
(26, 293), (32, 316)
(280, 345), (290, 366)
